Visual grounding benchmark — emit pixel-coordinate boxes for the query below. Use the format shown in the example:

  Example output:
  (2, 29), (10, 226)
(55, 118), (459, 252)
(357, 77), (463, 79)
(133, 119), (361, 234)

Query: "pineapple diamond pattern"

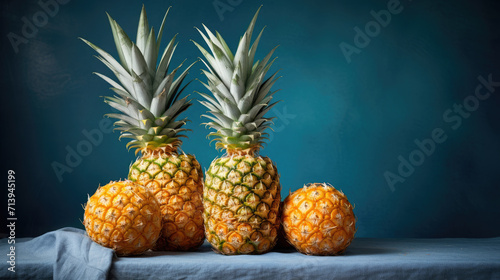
(282, 183), (356, 256)
(204, 155), (281, 254)
(129, 153), (205, 251)
(83, 181), (162, 256)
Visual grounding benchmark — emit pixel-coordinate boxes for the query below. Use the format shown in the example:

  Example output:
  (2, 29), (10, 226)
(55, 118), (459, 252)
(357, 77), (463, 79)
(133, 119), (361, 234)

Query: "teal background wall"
(1, 0), (499, 238)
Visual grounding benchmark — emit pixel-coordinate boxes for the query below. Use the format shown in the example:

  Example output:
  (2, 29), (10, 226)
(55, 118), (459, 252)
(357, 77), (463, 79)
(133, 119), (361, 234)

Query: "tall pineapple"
(193, 7), (281, 255)
(81, 6), (204, 251)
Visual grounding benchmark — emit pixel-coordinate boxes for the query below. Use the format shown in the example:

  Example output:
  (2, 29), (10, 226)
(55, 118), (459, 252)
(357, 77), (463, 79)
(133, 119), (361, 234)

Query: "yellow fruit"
(282, 183), (356, 256)
(130, 148), (205, 251)
(204, 154), (281, 254)
(83, 180), (162, 256)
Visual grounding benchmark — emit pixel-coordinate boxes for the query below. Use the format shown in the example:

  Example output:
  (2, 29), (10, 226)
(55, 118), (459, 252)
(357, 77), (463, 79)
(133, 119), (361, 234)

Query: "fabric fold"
(1, 227), (113, 280)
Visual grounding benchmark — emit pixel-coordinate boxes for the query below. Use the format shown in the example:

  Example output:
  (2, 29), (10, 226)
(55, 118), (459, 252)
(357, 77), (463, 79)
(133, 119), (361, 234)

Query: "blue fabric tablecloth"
(0, 227), (113, 279)
(1, 227), (499, 279)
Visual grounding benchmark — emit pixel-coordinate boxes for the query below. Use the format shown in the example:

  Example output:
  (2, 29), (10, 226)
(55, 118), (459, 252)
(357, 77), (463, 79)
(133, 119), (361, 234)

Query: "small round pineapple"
(282, 183), (356, 256)
(83, 180), (162, 256)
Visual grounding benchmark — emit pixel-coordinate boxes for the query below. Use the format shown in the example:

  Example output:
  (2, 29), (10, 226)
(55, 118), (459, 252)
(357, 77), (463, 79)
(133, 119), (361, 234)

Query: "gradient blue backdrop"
(1, 0), (499, 238)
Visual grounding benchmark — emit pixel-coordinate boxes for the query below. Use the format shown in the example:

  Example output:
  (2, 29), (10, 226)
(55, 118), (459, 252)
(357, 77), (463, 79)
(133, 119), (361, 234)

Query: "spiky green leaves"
(81, 6), (195, 152)
(193, 7), (281, 153)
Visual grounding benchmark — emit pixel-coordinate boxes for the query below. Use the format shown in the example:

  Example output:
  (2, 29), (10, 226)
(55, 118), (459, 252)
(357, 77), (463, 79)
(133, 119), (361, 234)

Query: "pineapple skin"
(204, 154), (281, 255)
(282, 183), (356, 256)
(129, 149), (205, 251)
(83, 181), (162, 256)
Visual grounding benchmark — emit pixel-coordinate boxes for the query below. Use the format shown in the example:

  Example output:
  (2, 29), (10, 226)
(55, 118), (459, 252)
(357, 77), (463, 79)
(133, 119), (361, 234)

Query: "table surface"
(1, 228), (499, 280)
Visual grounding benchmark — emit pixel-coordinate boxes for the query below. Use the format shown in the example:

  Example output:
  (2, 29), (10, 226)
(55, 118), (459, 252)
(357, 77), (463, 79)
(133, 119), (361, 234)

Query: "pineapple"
(130, 154), (204, 251)
(193, 7), (281, 255)
(83, 180), (162, 256)
(81, 6), (204, 251)
(282, 183), (356, 256)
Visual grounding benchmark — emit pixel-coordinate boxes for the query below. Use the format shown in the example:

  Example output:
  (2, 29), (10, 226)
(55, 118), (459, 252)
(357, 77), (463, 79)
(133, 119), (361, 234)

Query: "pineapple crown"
(193, 7), (281, 155)
(81, 5), (196, 154)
